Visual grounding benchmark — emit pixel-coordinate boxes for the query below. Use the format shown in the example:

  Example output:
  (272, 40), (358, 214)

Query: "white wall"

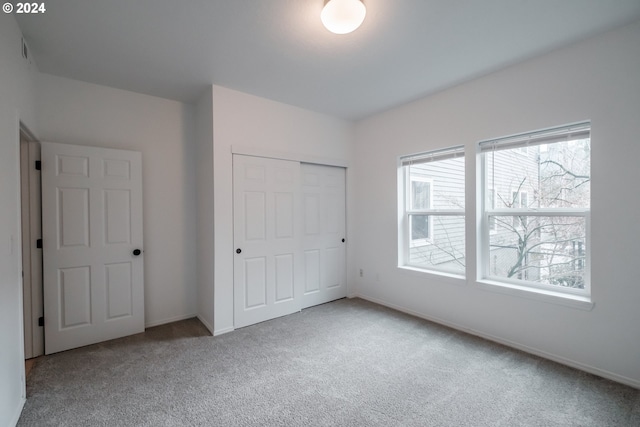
(0, 14), (38, 427)
(195, 87), (215, 333)
(36, 74), (198, 328)
(208, 85), (353, 334)
(353, 20), (640, 387)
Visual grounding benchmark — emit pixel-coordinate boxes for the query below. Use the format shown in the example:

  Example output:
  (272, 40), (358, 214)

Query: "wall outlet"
(359, 268), (363, 277)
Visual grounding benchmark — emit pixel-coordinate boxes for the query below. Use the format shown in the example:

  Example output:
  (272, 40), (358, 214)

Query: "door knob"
(342, 238), (345, 242)
(133, 249), (142, 256)
(236, 248), (242, 254)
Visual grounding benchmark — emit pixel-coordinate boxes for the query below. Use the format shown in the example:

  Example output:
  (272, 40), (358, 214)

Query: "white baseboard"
(196, 315), (214, 335)
(355, 293), (640, 390)
(214, 326), (234, 336)
(9, 397), (26, 427)
(145, 313), (197, 329)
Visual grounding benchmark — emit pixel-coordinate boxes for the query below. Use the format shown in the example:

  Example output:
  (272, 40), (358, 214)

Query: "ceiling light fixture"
(321, 0), (366, 35)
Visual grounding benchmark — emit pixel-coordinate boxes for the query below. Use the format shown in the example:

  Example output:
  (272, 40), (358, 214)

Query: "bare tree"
(488, 140), (590, 288)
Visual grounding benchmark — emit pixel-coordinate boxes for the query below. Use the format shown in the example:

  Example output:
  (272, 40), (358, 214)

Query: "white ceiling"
(15, 0), (640, 120)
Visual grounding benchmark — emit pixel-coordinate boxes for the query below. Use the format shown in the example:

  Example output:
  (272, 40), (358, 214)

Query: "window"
(399, 146), (465, 275)
(480, 122), (590, 295)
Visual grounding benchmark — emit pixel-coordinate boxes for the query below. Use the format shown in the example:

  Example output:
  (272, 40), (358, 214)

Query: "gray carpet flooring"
(18, 298), (640, 426)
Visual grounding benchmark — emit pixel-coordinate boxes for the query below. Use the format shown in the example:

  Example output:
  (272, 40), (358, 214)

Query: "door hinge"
(36, 238), (42, 249)
(38, 317), (44, 327)
(35, 160), (41, 170)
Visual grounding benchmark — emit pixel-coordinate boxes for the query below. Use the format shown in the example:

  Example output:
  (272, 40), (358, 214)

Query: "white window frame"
(398, 145), (465, 276)
(478, 122), (591, 298)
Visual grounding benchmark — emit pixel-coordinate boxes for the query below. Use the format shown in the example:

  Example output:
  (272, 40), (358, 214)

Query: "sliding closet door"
(233, 155), (303, 328)
(301, 164), (347, 308)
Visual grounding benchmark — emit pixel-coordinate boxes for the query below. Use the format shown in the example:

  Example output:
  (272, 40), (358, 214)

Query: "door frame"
(231, 146), (348, 169)
(210, 146), (350, 335)
(19, 126), (44, 359)
(230, 146), (349, 329)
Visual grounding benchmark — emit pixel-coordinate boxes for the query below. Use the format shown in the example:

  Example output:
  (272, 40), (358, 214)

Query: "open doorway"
(19, 128), (43, 360)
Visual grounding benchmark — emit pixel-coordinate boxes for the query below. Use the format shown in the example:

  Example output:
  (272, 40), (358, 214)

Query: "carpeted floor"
(18, 298), (640, 426)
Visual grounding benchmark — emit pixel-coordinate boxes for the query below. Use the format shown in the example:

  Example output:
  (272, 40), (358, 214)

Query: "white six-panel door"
(301, 164), (347, 309)
(41, 142), (144, 354)
(233, 155), (303, 328)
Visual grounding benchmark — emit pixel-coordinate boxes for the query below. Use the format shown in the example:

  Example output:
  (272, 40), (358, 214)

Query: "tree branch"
(541, 159), (590, 180)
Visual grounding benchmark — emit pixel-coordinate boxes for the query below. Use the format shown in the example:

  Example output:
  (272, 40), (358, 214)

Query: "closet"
(233, 155), (346, 328)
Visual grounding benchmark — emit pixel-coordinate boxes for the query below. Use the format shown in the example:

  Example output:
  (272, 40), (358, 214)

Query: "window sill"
(476, 279), (594, 311)
(398, 265), (466, 285)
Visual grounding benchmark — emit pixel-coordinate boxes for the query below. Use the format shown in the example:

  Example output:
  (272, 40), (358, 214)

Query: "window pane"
(486, 138), (590, 210)
(488, 216), (586, 289)
(408, 157), (465, 210)
(409, 215), (465, 274)
(410, 214), (430, 240)
(539, 139), (590, 208)
(411, 180), (430, 210)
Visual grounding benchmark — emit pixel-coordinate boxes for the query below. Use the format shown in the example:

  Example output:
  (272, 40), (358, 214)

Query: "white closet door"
(233, 155), (303, 328)
(301, 164), (347, 308)
(41, 142), (144, 354)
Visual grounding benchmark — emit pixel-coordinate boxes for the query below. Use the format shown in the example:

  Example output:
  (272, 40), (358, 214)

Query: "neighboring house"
(407, 157), (466, 273)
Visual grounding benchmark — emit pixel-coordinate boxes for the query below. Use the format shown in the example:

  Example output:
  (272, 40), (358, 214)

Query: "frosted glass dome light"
(321, 0), (366, 34)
